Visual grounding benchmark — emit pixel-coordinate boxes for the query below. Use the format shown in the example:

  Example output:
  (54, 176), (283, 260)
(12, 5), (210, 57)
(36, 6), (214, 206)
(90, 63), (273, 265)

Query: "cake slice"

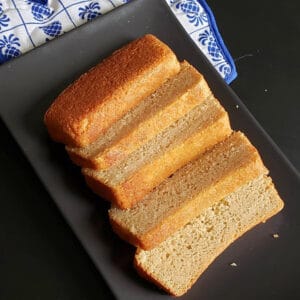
(66, 61), (211, 169)
(109, 131), (268, 249)
(44, 34), (180, 147)
(134, 175), (284, 296)
(83, 97), (231, 209)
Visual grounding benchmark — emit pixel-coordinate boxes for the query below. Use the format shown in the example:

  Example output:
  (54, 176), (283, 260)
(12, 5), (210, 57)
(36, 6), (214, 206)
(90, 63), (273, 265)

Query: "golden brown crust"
(44, 34), (180, 147)
(84, 173), (114, 202)
(67, 148), (98, 169)
(109, 216), (145, 248)
(64, 62), (211, 169)
(84, 170), (129, 208)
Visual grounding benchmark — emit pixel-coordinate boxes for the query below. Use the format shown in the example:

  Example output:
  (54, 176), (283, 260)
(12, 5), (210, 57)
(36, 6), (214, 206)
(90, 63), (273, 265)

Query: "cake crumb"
(235, 104), (239, 109)
(230, 262), (237, 267)
(272, 233), (279, 239)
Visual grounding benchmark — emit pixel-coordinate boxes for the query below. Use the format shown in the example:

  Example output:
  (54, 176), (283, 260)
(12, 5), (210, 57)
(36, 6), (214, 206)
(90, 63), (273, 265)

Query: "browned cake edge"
(68, 151), (98, 169)
(65, 62), (212, 169)
(44, 34), (180, 147)
(84, 175), (114, 202)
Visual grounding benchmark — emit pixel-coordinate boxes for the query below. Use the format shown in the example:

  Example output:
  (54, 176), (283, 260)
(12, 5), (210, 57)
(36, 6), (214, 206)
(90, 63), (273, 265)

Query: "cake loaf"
(83, 97), (231, 209)
(44, 34), (180, 147)
(109, 132), (268, 249)
(134, 175), (284, 296)
(66, 61), (211, 169)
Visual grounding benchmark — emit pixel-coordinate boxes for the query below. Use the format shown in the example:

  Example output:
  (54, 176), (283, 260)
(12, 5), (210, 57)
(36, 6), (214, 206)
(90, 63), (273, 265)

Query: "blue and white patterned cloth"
(0, 0), (237, 83)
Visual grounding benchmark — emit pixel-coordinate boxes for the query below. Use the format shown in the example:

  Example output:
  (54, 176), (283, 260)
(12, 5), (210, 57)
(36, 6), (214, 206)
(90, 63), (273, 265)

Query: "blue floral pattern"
(219, 62), (232, 78)
(198, 29), (223, 62)
(78, 2), (101, 21)
(173, 0), (207, 26)
(0, 3), (10, 30)
(0, 0), (236, 83)
(0, 14), (9, 30)
(40, 21), (62, 37)
(0, 34), (21, 62)
(27, 0), (54, 21)
(168, 0), (236, 82)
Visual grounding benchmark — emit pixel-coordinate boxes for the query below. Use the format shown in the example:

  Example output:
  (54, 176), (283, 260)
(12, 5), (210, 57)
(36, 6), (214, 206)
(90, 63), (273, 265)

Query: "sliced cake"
(109, 132), (268, 249)
(134, 175), (284, 296)
(83, 97), (231, 209)
(44, 34), (180, 147)
(66, 61), (211, 169)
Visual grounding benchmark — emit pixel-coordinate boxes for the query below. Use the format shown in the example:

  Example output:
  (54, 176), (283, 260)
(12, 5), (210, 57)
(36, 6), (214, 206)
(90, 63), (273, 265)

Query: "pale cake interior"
(134, 175), (284, 296)
(109, 132), (267, 237)
(84, 96), (227, 186)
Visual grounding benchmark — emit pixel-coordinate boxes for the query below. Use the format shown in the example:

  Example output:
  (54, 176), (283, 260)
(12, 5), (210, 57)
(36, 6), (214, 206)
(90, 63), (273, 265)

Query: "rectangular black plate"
(0, 0), (299, 299)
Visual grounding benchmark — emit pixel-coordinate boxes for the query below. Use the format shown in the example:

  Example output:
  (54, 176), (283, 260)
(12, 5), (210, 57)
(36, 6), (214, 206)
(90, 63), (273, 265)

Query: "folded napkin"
(0, 0), (237, 83)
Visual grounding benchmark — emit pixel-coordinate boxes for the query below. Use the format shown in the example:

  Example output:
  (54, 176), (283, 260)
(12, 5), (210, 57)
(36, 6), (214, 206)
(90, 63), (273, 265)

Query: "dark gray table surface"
(1, 0), (299, 299)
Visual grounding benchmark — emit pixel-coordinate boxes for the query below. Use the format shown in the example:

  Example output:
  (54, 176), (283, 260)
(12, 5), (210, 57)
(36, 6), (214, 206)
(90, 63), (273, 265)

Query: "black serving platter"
(0, 0), (299, 299)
